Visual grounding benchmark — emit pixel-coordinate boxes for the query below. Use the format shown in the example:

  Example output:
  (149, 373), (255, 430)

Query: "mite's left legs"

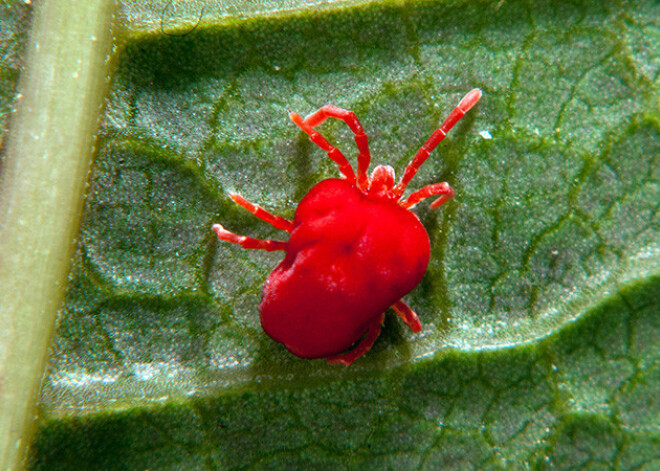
(228, 193), (293, 232)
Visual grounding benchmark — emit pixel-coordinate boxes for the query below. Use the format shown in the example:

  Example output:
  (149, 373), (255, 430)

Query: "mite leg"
(392, 300), (422, 333)
(289, 111), (356, 183)
(326, 313), (385, 366)
(229, 193), (293, 232)
(212, 223), (286, 252)
(394, 88), (481, 199)
(302, 105), (371, 190)
(399, 182), (455, 210)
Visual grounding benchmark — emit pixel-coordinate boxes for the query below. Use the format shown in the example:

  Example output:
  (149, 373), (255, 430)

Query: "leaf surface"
(2, 0), (657, 468)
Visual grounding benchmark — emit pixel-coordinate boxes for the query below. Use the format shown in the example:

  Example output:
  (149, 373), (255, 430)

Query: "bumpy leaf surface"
(1, 0), (657, 468)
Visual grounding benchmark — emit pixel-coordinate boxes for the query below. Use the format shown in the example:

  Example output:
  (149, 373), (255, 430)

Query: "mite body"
(213, 88), (481, 365)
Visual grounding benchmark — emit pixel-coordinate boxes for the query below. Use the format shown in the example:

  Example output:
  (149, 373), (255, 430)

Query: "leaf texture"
(1, 0), (657, 468)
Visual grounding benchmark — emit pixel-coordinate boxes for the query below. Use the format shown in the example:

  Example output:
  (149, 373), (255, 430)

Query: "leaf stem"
(0, 0), (116, 468)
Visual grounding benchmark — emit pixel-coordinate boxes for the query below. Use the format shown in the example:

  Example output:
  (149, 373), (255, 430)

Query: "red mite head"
(213, 89), (481, 365)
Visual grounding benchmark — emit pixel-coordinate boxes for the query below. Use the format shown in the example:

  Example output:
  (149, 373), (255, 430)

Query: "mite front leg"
(399, 182), (454, 210)
(326, 313), (385, 366)
(289, 111), (357, 183)
(302, 105), (372, 190)
(394, 88), (481, 198)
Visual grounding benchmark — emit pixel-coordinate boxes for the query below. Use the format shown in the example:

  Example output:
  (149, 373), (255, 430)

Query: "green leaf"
(4, 0), (659, 468)
(0, 0), (30, 136)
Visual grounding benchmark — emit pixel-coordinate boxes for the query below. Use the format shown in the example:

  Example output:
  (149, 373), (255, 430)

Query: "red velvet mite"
(213, 88), (481, 365)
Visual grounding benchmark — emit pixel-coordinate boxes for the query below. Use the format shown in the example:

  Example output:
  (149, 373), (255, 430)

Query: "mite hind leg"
(392, 300), (422, 333)
(326, 313), (385, 366)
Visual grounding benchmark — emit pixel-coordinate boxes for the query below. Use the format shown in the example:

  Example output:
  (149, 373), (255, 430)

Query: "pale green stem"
(0, 1), (116, 469)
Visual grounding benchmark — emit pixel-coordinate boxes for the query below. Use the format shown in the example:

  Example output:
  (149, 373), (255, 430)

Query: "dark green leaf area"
(31, 276), (660, 469)
(79, 136), (221, 294)
(0, 0), (31, 139)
